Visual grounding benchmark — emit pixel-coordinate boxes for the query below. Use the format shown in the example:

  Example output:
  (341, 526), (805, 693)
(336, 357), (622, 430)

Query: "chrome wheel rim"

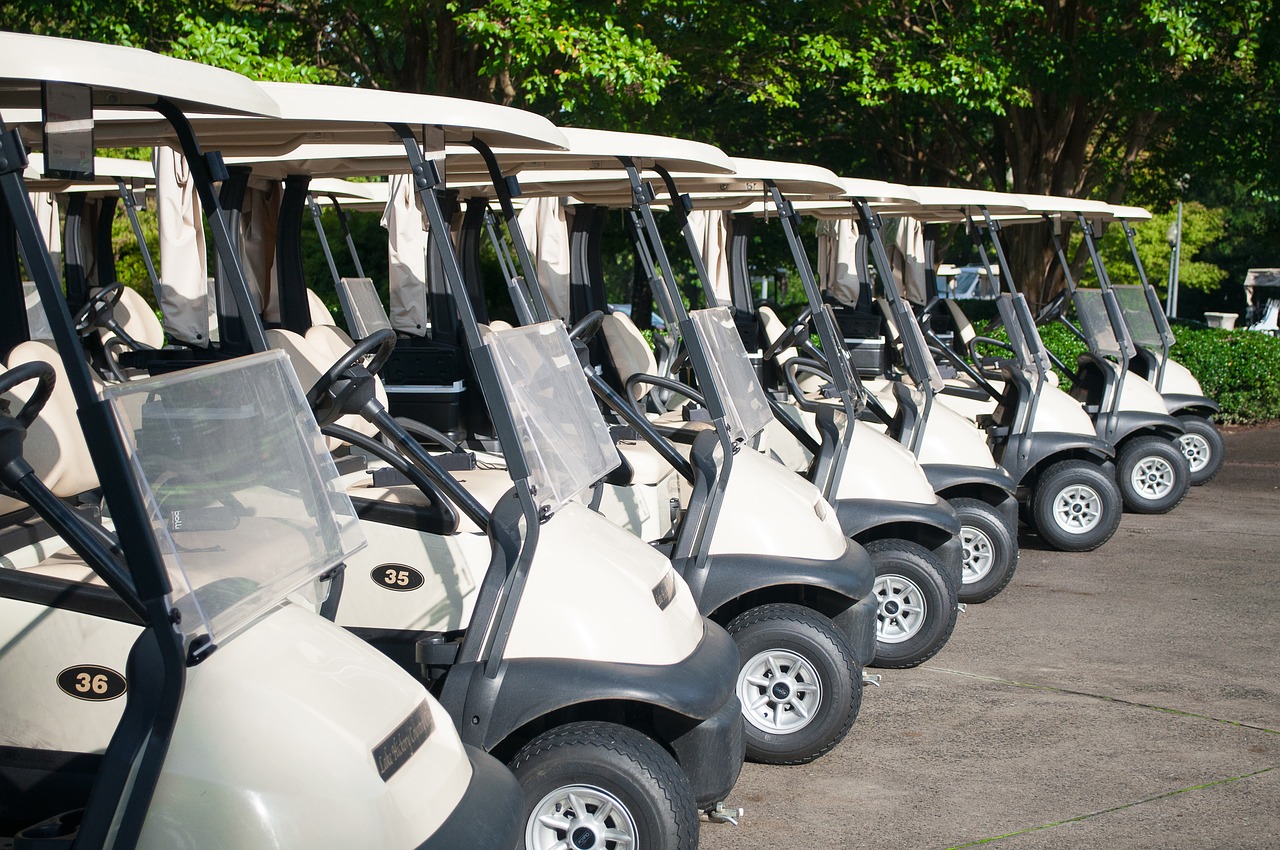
(960, 525), (995, 585)
(1130, 455), (1176, 500)
(1052, 484), (1102, 534)
(737, 649), (823, 734)
(874, 574), (927, 643)
(1179, 433), (1211, 473)
(526, 784), (637, 850)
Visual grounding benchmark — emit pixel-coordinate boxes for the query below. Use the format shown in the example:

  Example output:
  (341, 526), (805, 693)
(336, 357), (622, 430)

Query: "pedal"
(705, 801), (743, 826)
(862, 671), (883, 688)
(957, 602), (968, 614)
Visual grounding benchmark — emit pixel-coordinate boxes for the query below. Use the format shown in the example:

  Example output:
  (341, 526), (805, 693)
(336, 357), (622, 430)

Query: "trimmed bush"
(969, 313), (1280, 424)
(1165, 324), (1280, 425)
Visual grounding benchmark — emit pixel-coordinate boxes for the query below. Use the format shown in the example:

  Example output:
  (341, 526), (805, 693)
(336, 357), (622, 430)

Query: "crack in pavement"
(943, 765), (1278, 848)
(926, 666), (1279, 734)
(924, 666), (1277, 847)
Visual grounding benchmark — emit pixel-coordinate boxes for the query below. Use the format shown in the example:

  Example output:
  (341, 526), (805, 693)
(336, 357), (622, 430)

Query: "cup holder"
(14, 809), (81, 848)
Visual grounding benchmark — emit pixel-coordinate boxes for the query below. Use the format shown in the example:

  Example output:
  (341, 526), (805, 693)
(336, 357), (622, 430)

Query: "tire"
(865, 539), (959, 669)
(951, 497), (1019, 604)
(1177, 415), (1225, 485)
(1032, 459), (1123, 552)
(1117, 435), (1190, 514)
(726, 603), (860, 765)
(511, 721), (698, 850)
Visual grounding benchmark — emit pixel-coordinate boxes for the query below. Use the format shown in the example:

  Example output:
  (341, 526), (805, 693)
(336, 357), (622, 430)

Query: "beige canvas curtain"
(816, 218), (861, 306)
(516, 196), (572, 320)
(688, 208), (731, 305)
(239, 179), (282, 322)
(381, 173), (429, 336)
(154, 145), (211, 345)
(890, 215), (929, 305)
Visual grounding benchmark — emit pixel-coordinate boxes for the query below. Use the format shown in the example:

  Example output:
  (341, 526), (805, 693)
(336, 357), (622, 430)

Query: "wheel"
(1117, 435), (1190, 514)
(1032, 459), (1123, 551)
(726, 602), (860, 765)
(510, 721), (698, 850)
(1177, 415), (1225, 485)
(951, 497), (1019, 604)
(864, 539), (958, 669)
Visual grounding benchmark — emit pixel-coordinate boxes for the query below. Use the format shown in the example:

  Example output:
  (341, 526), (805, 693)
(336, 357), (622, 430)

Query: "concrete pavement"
(705, 424), (1280, 849)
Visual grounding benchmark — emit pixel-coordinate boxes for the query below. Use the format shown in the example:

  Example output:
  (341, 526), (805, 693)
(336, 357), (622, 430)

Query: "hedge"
(979, 318), (1280, 426)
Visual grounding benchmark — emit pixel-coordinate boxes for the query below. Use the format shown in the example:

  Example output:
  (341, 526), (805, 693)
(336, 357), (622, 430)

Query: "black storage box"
(386, 382), (467, 442)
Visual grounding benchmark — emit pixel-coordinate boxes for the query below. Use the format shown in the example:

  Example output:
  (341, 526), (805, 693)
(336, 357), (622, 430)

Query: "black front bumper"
(419, 744), (522, 850)
(658, 692), (746, 808)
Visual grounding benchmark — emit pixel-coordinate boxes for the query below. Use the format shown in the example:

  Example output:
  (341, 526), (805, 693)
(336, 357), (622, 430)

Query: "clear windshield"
(101, 349), (365, 645)
(880, 299), (945, 392)
(1072, 288), (1124, 359)
(485, 321), (619, 514)
(689, 306), (774, 443)
(335, 276), (393, 339)
(24, 283), (53, 340)
(1113, 285), (1174, 348)
(996, 294), (1054, 381)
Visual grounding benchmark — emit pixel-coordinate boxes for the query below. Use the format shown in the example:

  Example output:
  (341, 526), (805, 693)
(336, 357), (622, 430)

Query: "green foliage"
(1166, 324), (1280, 425)
(452, 0), (676, 113)
(980, 312), (1280, 424)
(1098, 203), (1228, 295)
(166, 13), (331, 82)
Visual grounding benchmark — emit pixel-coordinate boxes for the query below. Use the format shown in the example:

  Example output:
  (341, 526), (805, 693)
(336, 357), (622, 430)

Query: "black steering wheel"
(568, 310), (605, 343)
(73, 283), (125, 338)
(0, 360), (56, 429)
(1036, 290), (1069, 324)
(763, 306), (813, 362)
(306, 328), (396, 411)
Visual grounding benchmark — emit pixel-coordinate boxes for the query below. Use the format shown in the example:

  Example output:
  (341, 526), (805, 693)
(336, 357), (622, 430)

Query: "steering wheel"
(568, 310), (605, 343)
(73, 283), (125, 338)
(0, 360), (57, 429)
(763, 305), (813, 361)
(306, 328), (396, 410)
(1036, 290), (1068, 324)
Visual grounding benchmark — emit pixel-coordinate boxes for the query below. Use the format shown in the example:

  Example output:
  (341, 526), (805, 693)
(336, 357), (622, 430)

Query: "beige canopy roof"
(0, 31), (278, 117)
(79, 82), (569, 155)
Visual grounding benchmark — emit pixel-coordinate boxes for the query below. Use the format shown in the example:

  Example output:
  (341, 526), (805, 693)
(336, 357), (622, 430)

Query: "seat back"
(756, 305), (824, 395)
(267, 327), (383, 449)
(307, 288), (336, 327)
(601, 311), (657, 400)
(98, 285), (166, 349)
(1, 341), (102, 517)
(945, 299), (977, 348)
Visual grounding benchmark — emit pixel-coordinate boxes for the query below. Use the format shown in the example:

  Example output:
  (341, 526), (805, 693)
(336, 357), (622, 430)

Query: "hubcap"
(874, 574), (927, 643)
(526, 785), (636, 850)
(1051, 484), (1102, 534)
(1130, 455), (1176, 500)
(1178, 433), (1211, 473)
(737, 649), (823, 734)
(960, 525), (995, 585)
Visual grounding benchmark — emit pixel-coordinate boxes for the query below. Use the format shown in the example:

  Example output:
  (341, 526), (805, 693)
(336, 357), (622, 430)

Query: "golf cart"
(1089, 204), (1223, 485)
(135, 91), (752, 848)
(313, 133), (878, 764)
(1000, 195), (1191, 514)
(891, 190), (1126, 551)
(0, 32), (521, 850)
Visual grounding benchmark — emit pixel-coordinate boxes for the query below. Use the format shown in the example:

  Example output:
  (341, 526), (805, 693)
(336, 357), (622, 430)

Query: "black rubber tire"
(951, 497), (1019, 604)
(1177, 415), (1225, 485)
(865, 539), (959, 669)
(510, 721), (698, 850)
(726, 603), (860, 766)
(1032, 459), (1123, 552)
(1117, 435), (1191, 514)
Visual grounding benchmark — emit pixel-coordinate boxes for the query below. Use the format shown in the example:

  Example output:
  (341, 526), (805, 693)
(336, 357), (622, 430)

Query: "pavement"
(704, 424), (1280, 849)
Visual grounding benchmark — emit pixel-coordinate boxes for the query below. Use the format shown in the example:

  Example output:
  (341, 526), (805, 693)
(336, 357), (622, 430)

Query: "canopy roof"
(68, 82), (568, 154)
(903, 186), (1028, 221)
(0, 31), (277, 117)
